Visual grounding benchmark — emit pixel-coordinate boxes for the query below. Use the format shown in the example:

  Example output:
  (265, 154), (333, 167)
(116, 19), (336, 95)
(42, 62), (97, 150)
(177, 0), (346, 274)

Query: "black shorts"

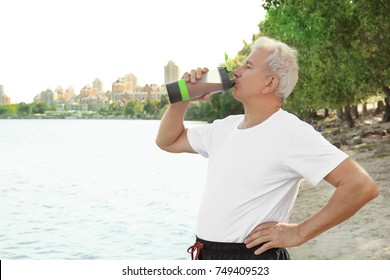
(188, 237), (291, 260)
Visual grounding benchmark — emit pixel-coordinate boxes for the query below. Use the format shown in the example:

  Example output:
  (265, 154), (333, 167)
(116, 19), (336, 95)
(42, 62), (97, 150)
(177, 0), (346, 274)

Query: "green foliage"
(185, 0), (389, 123)
(259, 0), (390, 120)
(123, 100), (143, 119)
(0, 99), (166, 119)
(0, 104), (11, 116)
(185, 92), (243, 122)
(17, 103), (31, 116)
(143, 99), (159, 118)
(32, 102), (49, 114)
(109, 102), (121, 114)
(186, 101), (212, 121)
(159, 94), (169, 110)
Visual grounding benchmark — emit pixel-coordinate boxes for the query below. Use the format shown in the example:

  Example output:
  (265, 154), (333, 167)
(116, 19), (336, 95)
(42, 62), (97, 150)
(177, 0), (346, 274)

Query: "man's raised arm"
(156, 67), (209, 154)
(155, 102), (195, 153)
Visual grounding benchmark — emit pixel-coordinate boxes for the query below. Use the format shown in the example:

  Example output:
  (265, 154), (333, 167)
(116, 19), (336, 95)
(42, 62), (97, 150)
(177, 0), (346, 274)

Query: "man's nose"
(232, 67), (242, 78)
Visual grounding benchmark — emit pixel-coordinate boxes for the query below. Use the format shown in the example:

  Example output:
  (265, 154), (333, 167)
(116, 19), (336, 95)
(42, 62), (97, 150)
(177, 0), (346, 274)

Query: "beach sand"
(288, 115), (390, 260)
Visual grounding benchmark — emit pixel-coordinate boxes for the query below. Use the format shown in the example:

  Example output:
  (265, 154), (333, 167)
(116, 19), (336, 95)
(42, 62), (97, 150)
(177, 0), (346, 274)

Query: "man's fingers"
(245, 222), (276, 244)
(245, 228), (275, 248)
(183, 72), (191, 81)
(190, 69), (197, 83)
(254, 242), (275, 255)
(183, 67), (209, 83)
(196, 68), (203, 79)
(196, 67), (208, 78)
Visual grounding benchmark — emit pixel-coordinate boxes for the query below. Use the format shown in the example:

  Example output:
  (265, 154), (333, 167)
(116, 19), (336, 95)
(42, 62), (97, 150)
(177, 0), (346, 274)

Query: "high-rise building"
(92, 78), (103, 94)
(65, 86), (76, 100)
(40, 89), (55, 105)
(0, 85), (4, 104)
(0, 85), (10, 104)
(164, 61), (180, 84)
(112, 78), (133, 102)
(80, 85), (98, 96)
(124, 73), (138, 89)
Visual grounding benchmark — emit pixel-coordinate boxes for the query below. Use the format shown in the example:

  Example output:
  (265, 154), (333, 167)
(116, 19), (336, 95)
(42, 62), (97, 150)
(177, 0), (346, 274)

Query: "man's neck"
(239, 103), (282, 129)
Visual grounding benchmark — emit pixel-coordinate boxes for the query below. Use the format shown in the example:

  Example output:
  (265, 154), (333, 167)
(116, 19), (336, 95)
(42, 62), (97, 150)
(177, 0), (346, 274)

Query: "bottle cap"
(218, 67), (236, 91)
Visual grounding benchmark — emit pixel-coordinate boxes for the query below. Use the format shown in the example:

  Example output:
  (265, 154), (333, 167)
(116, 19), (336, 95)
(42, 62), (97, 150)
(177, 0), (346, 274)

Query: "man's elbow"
(155, 138), (182, 153)
(368, 181), (379, 200)
(155, 138), (171, 152)
(361, 176), (379, 202)
(155, 129), (193, 154)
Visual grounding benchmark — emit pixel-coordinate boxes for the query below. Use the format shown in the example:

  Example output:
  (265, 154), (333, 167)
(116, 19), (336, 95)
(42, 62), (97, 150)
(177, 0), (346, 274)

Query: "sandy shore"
(288, 116), (390, 260)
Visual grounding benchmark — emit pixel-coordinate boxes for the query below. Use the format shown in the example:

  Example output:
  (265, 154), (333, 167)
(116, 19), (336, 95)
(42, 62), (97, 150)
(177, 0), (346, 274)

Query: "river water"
(0, 119), (207, 259)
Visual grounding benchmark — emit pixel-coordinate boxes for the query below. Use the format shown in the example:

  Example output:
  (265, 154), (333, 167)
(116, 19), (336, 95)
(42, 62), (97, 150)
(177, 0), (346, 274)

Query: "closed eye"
(245, 61), (254, 69)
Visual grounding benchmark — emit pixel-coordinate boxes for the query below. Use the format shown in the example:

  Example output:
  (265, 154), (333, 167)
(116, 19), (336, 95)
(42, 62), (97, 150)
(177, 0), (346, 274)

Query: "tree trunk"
(352, 105), (359, 119)
(324, 108), (329, 118)
(382, 86), (390, 122)
(310, 109), (318, 119)
(376, 100), (385, 114)
(362, 103), (368, 116)
(337, 107), (344, 120)
(344, 105), (355, 128)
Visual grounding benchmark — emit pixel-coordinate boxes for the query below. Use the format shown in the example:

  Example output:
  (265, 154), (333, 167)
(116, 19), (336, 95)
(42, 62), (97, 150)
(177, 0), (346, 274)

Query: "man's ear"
(264, 76), (279, 94)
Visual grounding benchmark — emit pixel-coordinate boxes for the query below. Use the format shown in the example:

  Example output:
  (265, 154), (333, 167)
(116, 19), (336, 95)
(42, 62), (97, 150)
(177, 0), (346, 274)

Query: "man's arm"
(298, 157), (378, 241)
(156, 67), (210, 154)
(155, 101), (195, 153)
(244, 157), (379, 255)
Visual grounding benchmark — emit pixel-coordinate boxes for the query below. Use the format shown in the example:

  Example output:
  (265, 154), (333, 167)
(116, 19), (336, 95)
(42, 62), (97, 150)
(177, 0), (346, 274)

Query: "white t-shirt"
(187, 109), (348, 243)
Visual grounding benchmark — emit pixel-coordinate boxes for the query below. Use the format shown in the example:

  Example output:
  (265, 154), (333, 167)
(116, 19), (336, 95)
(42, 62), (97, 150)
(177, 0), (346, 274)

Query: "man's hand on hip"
(244, 222), (304, 255)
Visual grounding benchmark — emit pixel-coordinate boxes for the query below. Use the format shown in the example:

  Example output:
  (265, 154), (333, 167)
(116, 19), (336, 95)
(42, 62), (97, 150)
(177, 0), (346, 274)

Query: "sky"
(0, 0), (266, 103)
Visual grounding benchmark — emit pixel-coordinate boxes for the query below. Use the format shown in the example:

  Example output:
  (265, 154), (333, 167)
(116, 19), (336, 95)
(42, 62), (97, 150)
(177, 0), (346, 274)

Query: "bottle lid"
(218, 67), (236, 91)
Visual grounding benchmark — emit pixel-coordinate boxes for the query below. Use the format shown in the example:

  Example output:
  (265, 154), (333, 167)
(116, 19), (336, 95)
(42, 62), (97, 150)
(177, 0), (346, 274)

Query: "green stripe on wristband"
(177, 79), (190, 101)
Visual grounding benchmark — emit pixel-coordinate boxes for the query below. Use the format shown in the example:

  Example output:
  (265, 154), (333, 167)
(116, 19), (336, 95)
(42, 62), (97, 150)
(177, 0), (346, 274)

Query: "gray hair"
(252, 36), (299, 99)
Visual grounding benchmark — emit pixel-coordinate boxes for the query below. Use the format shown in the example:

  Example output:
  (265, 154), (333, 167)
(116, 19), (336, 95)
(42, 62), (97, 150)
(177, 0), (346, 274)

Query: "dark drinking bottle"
(165, 67), (235, 103)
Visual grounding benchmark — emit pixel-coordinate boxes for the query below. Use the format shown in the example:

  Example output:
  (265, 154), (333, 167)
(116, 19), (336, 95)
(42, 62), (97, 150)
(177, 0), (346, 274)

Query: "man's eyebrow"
(245, 60), (254, 66)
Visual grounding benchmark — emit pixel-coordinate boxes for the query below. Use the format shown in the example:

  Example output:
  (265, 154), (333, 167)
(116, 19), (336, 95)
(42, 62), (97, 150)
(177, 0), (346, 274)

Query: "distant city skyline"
(0, 0), (266, 103)
(0, 60), (184, 104)
(0, 63), (179, 104)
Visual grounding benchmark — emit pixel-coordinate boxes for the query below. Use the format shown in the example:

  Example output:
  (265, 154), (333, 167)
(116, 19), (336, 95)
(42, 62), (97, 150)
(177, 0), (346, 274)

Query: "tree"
(109, 102), (122, 116)
(123, 101), (143, 119)
(17, 103), (31, 117)
(143, 99), (158, 118)
(32, 102), (49, 114)
(159, 94), (169, 110)
(353, 0), (390, 122)
(0, 104), (11, 116)
(259, 0), (390, 124)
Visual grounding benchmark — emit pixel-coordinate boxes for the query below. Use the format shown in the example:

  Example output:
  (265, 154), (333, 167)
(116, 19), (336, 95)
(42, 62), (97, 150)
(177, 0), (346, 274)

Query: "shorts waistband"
(196, 236), (264, 251)
(189, 236), (290, 260)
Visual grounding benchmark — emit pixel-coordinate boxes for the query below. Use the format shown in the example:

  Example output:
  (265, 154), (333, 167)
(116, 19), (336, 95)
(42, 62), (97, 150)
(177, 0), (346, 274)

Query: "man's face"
(232, 47), (271, 103)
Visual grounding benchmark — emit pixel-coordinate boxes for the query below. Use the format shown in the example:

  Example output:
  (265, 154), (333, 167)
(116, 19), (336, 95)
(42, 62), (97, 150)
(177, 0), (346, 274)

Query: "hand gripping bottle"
(165, 67), (235, 103)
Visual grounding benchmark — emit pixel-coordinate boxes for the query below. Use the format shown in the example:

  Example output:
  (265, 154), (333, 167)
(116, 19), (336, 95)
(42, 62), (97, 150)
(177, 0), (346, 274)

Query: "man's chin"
(232, 90), (242, 102)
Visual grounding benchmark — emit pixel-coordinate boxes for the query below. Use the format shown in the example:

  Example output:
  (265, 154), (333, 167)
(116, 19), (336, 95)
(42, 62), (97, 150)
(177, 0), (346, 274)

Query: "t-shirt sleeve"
(187, 123), (214, 158)
(284, 122), (349, 186)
